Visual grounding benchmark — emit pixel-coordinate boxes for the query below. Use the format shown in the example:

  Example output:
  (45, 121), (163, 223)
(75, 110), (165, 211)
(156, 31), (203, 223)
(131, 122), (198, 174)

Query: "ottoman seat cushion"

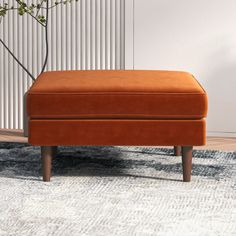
(27, 70), (207, 119)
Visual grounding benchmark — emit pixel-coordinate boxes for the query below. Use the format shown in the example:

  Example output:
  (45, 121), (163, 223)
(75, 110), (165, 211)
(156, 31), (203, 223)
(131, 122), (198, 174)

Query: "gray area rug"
(0, 142), (235, 236)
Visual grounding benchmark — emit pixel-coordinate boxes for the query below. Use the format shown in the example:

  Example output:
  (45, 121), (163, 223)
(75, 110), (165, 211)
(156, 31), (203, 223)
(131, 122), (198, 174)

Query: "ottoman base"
(28, 118), (205, 182)
(29, 119), (206, 146)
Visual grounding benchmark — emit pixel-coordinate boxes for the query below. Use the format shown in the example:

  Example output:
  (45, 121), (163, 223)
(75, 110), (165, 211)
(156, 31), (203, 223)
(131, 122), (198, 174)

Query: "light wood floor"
(0, 129), (236, 151)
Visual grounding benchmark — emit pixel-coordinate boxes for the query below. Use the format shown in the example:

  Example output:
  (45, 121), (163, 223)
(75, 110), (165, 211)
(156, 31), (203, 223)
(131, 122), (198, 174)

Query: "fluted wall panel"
(0, 0), (125, 129)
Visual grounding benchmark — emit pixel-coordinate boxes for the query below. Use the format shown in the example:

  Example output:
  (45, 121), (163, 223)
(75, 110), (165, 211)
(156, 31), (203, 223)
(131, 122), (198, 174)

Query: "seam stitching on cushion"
(29, 115), (205, 118)
(28, 93), (206, 95)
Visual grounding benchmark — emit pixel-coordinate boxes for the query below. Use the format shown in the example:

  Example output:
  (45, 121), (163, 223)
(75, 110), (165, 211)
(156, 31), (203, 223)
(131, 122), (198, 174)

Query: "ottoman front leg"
(41, 146), (57, 182)
(181, 146), (193, 182)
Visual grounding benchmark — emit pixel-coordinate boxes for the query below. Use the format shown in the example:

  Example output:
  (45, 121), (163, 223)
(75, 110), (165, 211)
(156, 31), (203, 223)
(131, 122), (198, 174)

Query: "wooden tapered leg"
(181, 146), (193, 182)
(174, 146), (181, 156)
(41, 146), (55, 182)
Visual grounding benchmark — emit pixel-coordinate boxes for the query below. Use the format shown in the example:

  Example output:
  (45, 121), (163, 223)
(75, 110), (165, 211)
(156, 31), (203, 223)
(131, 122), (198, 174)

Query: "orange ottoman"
(27, 70), (208, 182)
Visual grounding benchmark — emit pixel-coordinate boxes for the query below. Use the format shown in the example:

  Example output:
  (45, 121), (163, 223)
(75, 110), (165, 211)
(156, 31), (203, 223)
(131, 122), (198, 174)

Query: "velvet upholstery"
(27, 70), (207, 119)
(29, 119), (206, 146)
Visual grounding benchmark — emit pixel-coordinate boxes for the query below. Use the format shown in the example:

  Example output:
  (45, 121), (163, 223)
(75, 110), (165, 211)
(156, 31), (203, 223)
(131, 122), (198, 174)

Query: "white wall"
(133, 0), (236, 136)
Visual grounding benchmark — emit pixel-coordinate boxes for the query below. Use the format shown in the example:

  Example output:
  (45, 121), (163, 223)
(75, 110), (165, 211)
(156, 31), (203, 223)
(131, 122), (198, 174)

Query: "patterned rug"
(0, 142), (235, 236)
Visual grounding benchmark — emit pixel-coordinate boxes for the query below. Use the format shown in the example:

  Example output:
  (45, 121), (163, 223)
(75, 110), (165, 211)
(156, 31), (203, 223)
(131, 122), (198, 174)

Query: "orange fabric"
(28, 119), (206, 146)
(27, 70), (208, 119)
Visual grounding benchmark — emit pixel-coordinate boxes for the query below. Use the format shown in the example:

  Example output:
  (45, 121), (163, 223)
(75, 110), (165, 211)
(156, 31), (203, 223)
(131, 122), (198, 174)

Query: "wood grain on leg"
(181, 146), (193, 182)
(41, 146), (54, 182)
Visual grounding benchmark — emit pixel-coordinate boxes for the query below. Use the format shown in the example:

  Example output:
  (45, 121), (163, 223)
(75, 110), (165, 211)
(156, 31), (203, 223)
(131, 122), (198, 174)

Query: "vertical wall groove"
(0, 0), (125, 129)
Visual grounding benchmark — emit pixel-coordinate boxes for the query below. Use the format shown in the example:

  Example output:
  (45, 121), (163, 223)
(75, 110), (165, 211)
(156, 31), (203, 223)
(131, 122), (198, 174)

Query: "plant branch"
(41, 0), (79, 10)
(36, 0), (45, 17)
(0, 38), (35, 81)
(14, 0), (46, 27)
(40, 0), (49, 74)
(0, 0), (79, 82)
(28, 11), (46, 27)
(1, 7), (19, 12)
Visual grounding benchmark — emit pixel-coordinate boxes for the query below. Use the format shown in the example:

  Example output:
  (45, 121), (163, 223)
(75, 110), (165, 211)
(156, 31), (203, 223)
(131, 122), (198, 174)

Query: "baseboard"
(207, 131), (236, 138)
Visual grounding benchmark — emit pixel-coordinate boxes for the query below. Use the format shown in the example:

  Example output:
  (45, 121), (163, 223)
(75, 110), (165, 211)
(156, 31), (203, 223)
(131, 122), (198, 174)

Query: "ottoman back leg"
(181, 146), (193, 182)
(174, 146), (181, 156)
(41, 146), (57, 182)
